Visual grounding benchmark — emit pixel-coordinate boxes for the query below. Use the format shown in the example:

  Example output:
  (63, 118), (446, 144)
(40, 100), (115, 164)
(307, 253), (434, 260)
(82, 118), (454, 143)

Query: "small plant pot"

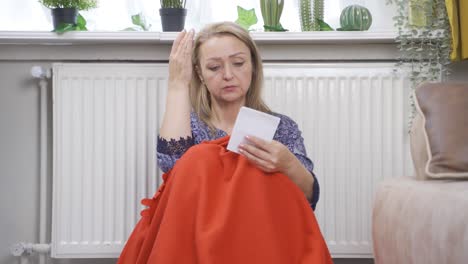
(52, 8), (78, 30)
(159, 8), (187, 32)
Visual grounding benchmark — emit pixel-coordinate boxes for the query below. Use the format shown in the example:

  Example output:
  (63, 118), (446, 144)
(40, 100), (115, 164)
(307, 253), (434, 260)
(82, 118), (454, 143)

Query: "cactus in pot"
(260, 0), (286, 31)
(300, 0), (324, 31)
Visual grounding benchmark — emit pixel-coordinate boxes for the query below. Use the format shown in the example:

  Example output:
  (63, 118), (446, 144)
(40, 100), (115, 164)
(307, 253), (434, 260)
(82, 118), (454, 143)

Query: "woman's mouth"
(223, 85), (237, 90)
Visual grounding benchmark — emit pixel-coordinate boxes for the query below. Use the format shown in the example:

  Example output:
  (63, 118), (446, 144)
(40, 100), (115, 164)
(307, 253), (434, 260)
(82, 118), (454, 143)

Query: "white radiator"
(263, 63), (413, 257)
(51, 62), (412, 258)
(52, 63), (167, 258)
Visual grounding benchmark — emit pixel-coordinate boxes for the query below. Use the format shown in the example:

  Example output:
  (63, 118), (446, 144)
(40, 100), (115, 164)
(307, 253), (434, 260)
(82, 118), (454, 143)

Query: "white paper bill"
(227, 106), (280, 153)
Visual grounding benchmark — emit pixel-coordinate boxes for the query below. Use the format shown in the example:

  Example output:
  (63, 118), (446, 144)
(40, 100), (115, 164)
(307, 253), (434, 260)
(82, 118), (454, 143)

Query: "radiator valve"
(31, 66), (51, 79)
(10, 243), (50, 256)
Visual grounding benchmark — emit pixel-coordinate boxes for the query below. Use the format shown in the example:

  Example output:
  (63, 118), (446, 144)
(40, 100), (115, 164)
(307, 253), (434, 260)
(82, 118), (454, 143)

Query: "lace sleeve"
(157, 136), (195, 156)
(157, 136), (195, 173)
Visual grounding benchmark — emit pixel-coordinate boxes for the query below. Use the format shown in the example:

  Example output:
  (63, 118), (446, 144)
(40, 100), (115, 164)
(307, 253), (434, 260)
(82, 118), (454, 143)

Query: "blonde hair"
(190, 21), (270, 131)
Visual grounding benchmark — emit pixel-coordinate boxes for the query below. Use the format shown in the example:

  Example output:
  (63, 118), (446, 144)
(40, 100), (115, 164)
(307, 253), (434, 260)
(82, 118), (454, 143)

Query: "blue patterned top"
(157, 112), (320, 210)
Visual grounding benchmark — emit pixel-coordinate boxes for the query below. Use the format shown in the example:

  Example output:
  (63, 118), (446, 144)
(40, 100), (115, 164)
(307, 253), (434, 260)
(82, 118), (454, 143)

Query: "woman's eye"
(208, 66), (220, 71)
(234, 62), (244, 67)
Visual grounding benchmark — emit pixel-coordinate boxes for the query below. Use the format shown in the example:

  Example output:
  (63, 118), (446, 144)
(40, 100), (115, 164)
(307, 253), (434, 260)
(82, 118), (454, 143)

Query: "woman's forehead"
(199, 35), (250, 61)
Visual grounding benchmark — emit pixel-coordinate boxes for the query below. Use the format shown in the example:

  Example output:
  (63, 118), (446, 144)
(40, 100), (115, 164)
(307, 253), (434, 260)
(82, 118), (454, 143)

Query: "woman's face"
(197, 35), (253, 105)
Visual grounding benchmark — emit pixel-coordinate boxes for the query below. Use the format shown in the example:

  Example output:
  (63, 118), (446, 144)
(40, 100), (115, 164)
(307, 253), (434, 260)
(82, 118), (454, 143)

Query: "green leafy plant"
(54, 13), (88, 34)
(317, 19), (333, 31)
(386, 0), (452, 124)
(160, 0), (186, 8)
(260, 0), (287, 31)
(39, 0), (97, 10)
(124, 13), (152, 31)
(235, 6), (258, 31)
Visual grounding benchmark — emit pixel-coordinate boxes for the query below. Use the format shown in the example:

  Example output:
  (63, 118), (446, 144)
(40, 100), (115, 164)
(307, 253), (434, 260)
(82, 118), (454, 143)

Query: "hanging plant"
(386, 0), (452, 125)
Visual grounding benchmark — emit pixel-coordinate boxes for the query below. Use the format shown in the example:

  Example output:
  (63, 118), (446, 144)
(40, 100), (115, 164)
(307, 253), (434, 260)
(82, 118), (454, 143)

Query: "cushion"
(372, 176), (468, 264)
(410, 82), (468, 180)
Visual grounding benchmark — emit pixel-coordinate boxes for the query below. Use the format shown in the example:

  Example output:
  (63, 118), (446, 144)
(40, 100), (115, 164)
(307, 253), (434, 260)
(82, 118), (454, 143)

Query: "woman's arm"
(282, 155), (315, 201)
(157, 30), (196, 173)
(159, 29), (194, 140)
(295, 156), (320, 211)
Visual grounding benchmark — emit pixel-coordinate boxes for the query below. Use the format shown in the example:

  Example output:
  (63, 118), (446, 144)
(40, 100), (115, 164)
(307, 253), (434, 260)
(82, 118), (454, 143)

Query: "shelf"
(0, 31), (396, 45)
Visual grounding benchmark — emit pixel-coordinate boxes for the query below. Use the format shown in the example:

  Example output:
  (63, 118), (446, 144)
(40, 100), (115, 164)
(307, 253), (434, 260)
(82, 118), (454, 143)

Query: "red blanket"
(118, 136), (332, 264)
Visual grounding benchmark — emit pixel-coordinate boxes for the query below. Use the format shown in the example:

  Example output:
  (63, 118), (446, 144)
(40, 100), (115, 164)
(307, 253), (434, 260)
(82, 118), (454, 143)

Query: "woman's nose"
(223, 64), (233, 80)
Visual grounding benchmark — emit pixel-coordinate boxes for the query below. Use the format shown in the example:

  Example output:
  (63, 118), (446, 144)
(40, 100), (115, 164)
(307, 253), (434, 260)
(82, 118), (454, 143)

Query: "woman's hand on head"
(238, 136), (296, 174)
(168, 29), (195, 87)
(160, 30), (194, 138)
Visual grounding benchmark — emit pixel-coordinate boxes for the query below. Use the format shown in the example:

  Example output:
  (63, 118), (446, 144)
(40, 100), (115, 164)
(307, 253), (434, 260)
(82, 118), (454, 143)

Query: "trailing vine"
(386, 0), (452, 124)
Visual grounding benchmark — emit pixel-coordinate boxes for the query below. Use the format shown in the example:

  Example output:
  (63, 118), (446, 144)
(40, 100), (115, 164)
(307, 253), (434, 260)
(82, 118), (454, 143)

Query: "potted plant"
(260, 0), (286, 31)
(39, 0), (97, 32)
(160, 0), (187, 32)
(299, 0), (322, 31)
(299, 0), (333, 31)
(338, 5), (372, 31)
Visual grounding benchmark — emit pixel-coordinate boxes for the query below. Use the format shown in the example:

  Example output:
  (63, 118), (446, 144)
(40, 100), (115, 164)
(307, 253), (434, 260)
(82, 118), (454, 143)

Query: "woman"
(118, 22), (331, 264)
(158, 21), (319, 210)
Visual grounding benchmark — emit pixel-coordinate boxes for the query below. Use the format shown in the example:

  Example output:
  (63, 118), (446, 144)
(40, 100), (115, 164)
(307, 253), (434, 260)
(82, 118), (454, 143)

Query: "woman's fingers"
(239, 146), (274, 171)
(171, 29), (194, 58)
(170, 30), (186, 56)
(176, 29), (194, 56)
(239, 136), (294, 174)
(184, 30), (194, 55)
(239, 142), (271, 162)
(244, 135), (272, 152)
(168, 29), (195, 85)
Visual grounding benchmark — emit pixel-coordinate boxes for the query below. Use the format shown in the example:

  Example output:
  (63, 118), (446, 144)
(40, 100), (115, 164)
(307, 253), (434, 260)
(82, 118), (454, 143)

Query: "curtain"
(446, 0), (468, 60)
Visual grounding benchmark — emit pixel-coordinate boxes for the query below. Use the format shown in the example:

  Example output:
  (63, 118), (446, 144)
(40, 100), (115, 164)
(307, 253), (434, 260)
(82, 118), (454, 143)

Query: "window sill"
(0, 31), (396, 45)
(0, 31), (398, 61)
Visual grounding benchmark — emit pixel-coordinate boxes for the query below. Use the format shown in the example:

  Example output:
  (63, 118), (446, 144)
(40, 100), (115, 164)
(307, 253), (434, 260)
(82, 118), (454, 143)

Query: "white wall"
(1, 62), (40, 264)
(0, 63), (377, 264)
(0, 63), (378, 264)
(1, 55), (466, 264)
(0, 35), (397, 263)
(0, 62), (117, 264)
